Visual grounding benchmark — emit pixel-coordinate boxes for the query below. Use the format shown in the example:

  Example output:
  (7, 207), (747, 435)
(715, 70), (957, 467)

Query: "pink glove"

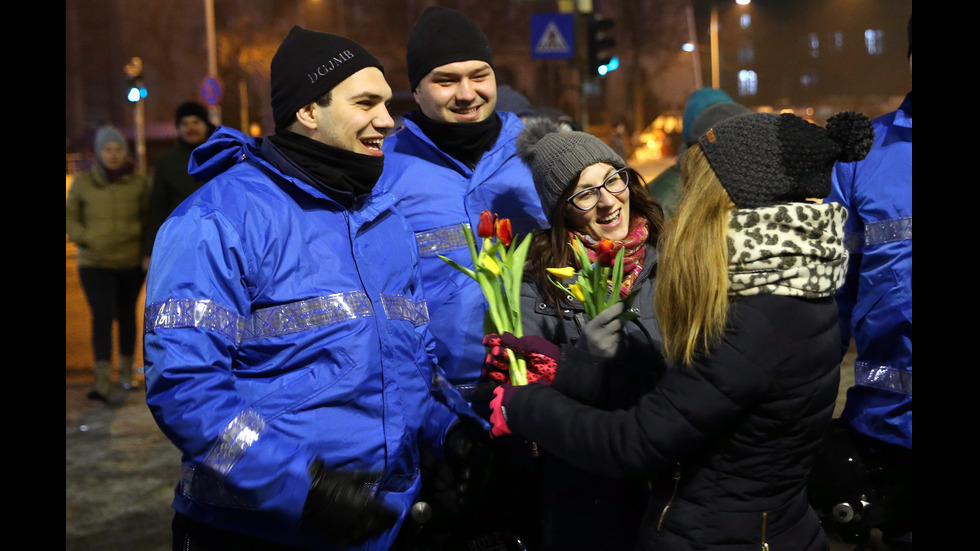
(482, 333), (561, 385)
(489, 385), (514, 437)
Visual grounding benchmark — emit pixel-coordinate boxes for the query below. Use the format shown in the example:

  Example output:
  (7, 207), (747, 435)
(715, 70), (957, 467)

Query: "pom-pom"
(516, 117), (564, 165)
(826, 111), (875, 163)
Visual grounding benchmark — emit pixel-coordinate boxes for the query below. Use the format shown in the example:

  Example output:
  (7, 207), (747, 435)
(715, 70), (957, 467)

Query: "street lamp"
(710, 0), (750, 88)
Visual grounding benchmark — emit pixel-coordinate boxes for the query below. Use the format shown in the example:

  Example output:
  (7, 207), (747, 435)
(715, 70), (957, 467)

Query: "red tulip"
(477, 209), (495, 238)
(596, 239), (618, 267)
(496, 218), (513, 246)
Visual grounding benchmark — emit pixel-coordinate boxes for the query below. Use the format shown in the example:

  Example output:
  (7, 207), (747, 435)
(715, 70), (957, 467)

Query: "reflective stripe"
(844, 216), (912, 252)
(380, 294), (430, 327)
(416, 223), (471, 257)
(144, 298), (246, 344)
(246, 292), (375, 340)
(145, 291), (377, 345)
(203, 409), (267, 476)
(854, 360), (912, 396)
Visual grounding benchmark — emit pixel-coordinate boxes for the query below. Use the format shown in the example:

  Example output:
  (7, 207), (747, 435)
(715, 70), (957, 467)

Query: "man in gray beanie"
(142, 25), (487, 551)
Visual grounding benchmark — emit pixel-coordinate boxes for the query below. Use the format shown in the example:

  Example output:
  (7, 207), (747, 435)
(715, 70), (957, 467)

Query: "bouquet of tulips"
(547, 237), (639, 320)
(439, 210), (531, 385)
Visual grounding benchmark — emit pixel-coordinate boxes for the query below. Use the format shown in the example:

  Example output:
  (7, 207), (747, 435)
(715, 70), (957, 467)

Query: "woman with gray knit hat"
(479, 117), (667, 551)
(66, 125), (151, 402)
(488, 111), (875, 550)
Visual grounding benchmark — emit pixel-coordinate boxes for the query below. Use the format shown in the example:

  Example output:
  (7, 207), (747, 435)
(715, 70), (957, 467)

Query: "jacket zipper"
(761, 511), (769, 551)
(656, 463), (682, 531)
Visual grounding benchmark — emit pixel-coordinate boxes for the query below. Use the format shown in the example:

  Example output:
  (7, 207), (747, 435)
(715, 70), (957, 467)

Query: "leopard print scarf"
(727, 202), (848, 298)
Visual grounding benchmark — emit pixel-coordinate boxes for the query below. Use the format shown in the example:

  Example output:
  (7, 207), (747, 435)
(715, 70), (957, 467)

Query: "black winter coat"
(519, 243), (667, 551)
(506, 294), (840, 551)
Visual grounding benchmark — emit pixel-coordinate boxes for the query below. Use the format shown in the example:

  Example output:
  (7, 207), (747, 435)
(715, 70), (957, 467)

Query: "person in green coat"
(66, 125), (151, 401)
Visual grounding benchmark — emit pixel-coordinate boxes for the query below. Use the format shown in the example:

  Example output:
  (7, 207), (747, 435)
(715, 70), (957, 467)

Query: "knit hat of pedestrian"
(517, 117), (625, 215)
(688, 102), (751, 146)
(174, 101), (209, 127)
(270, 26), (384, 131)
(94, 125), (127, 155)
(681, 88), (735, 144)
(406, 6), (493, 91)
(697, 111), (875, 208)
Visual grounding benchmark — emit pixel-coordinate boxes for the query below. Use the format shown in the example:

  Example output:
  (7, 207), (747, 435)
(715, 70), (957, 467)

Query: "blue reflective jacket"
(375, 112), (548, 392)
(143, 126), (477, 550)
(827, 93), (912, 449)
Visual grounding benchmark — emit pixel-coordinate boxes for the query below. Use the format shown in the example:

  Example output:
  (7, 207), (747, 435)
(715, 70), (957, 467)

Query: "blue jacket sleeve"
(827, 164), (859, 359)
(143, 207), (313, 523)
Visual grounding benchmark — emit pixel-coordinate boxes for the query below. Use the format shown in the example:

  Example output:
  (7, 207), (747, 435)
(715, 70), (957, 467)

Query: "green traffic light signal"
(588, 17), (615, 75)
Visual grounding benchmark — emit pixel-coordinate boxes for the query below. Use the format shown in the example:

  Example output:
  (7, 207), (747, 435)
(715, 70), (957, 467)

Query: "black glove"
(302, 458), (400, 546)
(442, 417), (494, 511)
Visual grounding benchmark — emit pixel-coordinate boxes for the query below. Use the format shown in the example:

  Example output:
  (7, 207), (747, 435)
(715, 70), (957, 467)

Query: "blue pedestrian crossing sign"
(531, 14), (574, 60)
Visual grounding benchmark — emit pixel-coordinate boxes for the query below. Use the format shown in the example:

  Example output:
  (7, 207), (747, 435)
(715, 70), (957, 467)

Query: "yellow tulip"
(568, 283), (586, 303)
(546, 266), (577, 279)
(481, 255), (502, 276)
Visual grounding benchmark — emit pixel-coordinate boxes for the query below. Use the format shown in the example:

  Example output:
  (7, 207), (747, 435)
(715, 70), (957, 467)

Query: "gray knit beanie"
(516, 117), (625, 216)
(697, 111), (875, 208)
(94, 125), (127, 155)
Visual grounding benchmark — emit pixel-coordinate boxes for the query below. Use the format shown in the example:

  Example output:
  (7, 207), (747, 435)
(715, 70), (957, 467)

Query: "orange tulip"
(496, 218), (513, 246)
(597, 239), (618, 267)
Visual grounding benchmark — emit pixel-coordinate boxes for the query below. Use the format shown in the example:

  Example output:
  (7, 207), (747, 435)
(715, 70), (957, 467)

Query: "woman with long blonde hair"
(488, 111), (874, 550)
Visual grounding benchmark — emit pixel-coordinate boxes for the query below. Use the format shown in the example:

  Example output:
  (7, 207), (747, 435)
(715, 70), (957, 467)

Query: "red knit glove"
(489, 384), (516, 437)
(482, 333), (560, 385)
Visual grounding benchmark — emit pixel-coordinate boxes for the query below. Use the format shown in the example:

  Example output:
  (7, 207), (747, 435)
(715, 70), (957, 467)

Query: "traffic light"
(587, 16), (616, 76)
(124, 57), (146, 103)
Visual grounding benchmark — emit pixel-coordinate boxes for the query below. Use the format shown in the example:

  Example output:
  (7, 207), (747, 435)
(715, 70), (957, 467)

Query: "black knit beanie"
(697, 111), (875, 208)
(271, 26), (384, 131)
(174, 101), (209, 127)
(516, 117), (625, 216)
(406, 6), (493, 91)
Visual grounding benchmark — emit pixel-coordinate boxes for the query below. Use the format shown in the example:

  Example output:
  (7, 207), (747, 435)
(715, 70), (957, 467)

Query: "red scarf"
(570, 216), (650, 297)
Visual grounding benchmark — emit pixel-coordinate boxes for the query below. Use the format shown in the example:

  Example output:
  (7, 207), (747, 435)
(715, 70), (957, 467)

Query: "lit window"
(738, 70), (758, 96)
(865, 29), (884, 55)
(832, 31), (844, 54)
(809, 33), (820, 58)
(800, 69), (818, 87)
(740, 13), (751, 29)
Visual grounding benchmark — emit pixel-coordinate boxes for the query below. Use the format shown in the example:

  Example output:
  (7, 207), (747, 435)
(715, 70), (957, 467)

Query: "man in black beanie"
(373, 7), (549, 548)
(376, 4), (547, 412)
(143, 26), (488, 551)
(142, 101), (216, 266)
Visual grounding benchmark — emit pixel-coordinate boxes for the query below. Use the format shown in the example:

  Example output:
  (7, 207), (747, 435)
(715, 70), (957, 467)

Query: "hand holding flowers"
(547, 237), (639, 321)
(439, 210), (531, 385)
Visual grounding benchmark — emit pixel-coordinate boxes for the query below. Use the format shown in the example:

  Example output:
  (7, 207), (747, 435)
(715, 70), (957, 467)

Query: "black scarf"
(412, 111), (502, 169)
(267, 130), (383, 208)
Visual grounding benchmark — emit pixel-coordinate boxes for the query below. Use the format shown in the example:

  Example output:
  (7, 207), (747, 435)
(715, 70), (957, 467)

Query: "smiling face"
(178, 115), (209, 146)
(309, 67), (394, 156)
(413, 60), (497, 124)
(565, 163), (631, 242)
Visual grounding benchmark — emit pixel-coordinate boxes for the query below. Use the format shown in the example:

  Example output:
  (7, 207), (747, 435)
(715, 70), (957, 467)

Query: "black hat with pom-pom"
(516, 117), (625, 215)
(697, 111), (875, 208)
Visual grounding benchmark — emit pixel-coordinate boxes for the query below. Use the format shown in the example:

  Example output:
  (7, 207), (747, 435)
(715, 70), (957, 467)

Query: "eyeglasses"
(566, 167), (630, 211)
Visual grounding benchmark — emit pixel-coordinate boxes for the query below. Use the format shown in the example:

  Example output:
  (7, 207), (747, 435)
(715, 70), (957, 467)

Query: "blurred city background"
(66, 0), (912, 176)
(66, 1), (908, 549)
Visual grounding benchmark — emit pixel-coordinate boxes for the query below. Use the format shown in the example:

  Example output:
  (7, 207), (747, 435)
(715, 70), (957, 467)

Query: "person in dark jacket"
(488, 110), (876, 550)
(142, 101), (215, 265)
(481, 118), (668, 550)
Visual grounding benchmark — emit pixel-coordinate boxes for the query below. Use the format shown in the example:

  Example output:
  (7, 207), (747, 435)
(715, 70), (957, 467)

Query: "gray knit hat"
(517, 117), (625, 215)
(697, 111), (874, 208)
(94, 125), (127, 155)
